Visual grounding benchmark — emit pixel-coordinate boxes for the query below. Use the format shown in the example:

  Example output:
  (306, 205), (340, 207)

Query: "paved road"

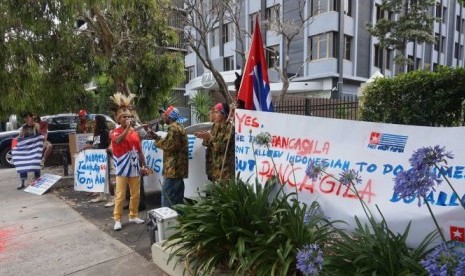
(0, 167), (165, 276)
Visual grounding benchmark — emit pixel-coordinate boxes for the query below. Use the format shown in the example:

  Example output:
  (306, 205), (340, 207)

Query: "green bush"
(323, 206), (437, 275)
(360, 67), (465, 126)
(166, 179), (337, 275)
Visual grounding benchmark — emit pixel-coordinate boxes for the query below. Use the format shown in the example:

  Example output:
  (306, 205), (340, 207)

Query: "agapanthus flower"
(296, 243), (324, 275)
(393, 168), (442, 206)
(421, 242), (465, 276)
(303, 205), (328, 226)
(409, 145), (453, 171)
(254, 132), (272, 147)
(305, 161), (325, 181)
(338, 169), (362, 186)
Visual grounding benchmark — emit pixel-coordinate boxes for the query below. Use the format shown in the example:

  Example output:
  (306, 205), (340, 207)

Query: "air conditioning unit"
(147, 207), (178, 244)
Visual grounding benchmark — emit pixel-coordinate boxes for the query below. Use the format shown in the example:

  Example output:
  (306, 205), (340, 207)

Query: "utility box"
(147, 207), (178, 244)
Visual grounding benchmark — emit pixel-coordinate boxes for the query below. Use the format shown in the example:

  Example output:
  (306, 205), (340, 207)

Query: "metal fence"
(274, 96), (360, 120)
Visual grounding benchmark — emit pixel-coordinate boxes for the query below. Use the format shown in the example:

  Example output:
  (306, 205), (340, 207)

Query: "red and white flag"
(237, 16), (273, 112)
(450, 225), (465, 242)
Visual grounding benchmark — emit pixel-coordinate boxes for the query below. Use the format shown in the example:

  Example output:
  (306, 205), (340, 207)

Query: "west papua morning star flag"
(237, 17), (273, 112)
(12, 134), (44, 173)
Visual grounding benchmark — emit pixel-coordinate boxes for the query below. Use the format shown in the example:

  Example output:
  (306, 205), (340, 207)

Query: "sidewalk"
(0, 168), (164, 276)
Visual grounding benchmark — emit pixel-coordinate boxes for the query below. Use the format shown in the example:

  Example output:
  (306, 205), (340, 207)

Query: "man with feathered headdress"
(109, 92), (148, 231)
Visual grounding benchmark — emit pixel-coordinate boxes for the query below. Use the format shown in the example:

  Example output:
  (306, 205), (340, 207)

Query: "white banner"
(235, 110), (465, 246)
(74, 149), (108, 192)
(142, 134), (208, 198)
(24, 174), (62, 195)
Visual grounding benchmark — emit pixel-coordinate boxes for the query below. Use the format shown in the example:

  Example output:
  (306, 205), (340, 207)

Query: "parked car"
(0, 113), (116, 168)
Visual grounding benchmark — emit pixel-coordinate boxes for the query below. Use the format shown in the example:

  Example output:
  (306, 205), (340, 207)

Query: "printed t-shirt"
(110, 127), (142, 177)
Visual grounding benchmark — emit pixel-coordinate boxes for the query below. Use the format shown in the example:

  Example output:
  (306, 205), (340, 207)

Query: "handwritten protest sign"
(24, 174), (62, 195)
(74, 149), (108, 192)
(235, 109), (465, 246)
(141, 134), (208, 198)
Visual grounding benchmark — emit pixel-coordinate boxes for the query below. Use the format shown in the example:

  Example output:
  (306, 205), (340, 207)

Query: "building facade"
(185, 0), (465, 100)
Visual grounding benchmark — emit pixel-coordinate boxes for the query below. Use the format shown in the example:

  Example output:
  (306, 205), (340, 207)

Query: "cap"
(79, 109), (87, 117)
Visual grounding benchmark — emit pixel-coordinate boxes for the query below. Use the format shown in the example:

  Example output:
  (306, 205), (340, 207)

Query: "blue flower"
(303, 205), (327, 226)
(393, 168), (442, 206)
(409, 145), (453, 171)
(393, 146), (450, 206)
(296, 243), (324, 275)
(305, 161), (324, 181)
(338, 169), (362, 186)
(421, 242), (465, 276)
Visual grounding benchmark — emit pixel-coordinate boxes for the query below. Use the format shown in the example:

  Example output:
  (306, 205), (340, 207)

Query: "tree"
(367, 0), (436, 70)
(0, 0), (95, 117)
(182, 0), (247, 103)
(266, 0), (314, 102)
(0, 0), (185, 120)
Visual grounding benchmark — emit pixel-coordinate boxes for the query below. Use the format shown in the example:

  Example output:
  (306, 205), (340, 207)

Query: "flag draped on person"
(237, 16), (273, 112)
(12, 134), (44, 173)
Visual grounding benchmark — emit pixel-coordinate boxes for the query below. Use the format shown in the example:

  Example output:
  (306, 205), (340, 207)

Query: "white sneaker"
(114, 221), (122, 231)
(128, 217), (144, 224)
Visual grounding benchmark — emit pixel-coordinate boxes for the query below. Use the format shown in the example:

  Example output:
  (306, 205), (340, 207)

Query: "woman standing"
(90, 115), (112, 203)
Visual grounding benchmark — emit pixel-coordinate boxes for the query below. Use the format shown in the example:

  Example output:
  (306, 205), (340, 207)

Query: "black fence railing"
(274, 96), (359, 120)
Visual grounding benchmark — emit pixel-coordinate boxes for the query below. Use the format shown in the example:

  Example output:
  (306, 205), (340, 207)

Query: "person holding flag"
(237, 16), (274, 112)
(13, 112), (44, 190)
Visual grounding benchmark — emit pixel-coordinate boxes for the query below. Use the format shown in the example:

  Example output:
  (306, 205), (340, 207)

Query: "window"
(440, 35), (445, 53)
(386, 48), (392, 70)
(436, 3), (446, 23)
(222, 23), (233, 44)
(311, 0), (331, 16)
(309, 32), (336, 60)
(461, 45), (464, 60)
(344, 35), (352, 60)
(455, 42), (459, 59)
(434, 33), (440, 51)
(376, 4), (383, 22)
(212, 27), (219, 47)
(266, 45), (280, 68)
(407, 56), (421, 71)
(334, 0), (352, 16)
(186, 66), (195, 81)
(457, 15), (461, 31)
(374, 44), (381, 67)
(224, 56), (234, 71)
(265, 5), (279, 25)
(250, 12), (259, 33)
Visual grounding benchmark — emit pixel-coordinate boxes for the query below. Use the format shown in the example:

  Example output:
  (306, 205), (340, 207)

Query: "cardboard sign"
(74, 149), (108, 192)
(24, 174), (62, 195)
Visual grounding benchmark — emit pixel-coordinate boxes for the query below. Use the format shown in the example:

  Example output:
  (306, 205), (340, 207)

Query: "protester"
(109, 93), (148, 231)
(89, 115), (112, 204)
(14, 112), (43, 190)
(205, 109), (216, 182)
(33, 114), (52, 167)
(148, 106), (188, 207)
(76, 109), (94, 134)
(195, 103), (235, 182)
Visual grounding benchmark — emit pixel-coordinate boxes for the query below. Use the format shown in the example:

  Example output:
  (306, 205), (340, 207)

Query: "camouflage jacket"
(203, 121), (235, 182)
(76, 119), (95, 134)
(156, 122), (188, 179)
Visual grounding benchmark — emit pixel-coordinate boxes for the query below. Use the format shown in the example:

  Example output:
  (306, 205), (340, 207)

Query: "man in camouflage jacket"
(196, 103), (235, 182)
(150, 106), (188, 207)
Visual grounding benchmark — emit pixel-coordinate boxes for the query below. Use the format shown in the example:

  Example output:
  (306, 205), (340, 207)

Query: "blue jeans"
(20, 170), (41, 180)
(161, 178), (185, 208)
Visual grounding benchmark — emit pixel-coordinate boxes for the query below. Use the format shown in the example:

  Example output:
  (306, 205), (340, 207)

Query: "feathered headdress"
(110, 92), (138, 121)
